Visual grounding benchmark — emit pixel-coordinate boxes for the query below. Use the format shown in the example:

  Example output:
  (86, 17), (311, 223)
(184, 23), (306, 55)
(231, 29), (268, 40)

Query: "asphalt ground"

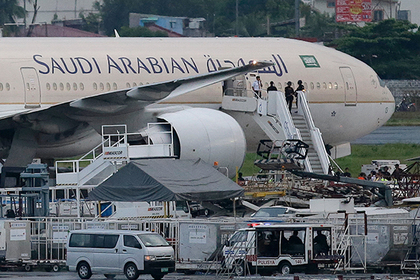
(0, 270), (417, 280)
(352, 126), (420, 145)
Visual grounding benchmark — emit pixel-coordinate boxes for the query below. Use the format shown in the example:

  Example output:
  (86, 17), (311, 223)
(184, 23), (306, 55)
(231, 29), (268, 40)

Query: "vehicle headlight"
(170, 255), (174, 260)
(144, 255), (156, 261)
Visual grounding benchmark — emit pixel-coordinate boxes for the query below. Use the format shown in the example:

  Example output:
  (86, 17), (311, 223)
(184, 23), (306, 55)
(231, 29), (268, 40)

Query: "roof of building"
(28, 24), (105, 37)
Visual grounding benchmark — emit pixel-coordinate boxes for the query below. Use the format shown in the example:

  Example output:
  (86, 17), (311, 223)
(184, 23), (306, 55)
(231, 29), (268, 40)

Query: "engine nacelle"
(157, 108), (246, 178)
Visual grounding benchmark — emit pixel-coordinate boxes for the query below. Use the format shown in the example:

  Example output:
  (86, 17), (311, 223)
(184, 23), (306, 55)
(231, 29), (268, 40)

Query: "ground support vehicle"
(0, 219), (67, 272)
(67, 229), (175, 280)
(221, 223), (342, 276)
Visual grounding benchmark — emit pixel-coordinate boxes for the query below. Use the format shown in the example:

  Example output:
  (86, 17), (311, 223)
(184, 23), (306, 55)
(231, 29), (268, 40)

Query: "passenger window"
(53, 83), (57, 91)
(124, 235), (142, 249)
(106, 82), (111, 91)
(94, 234), (119, 248)
(59, 83), (64, 91)
(113, 82), (117, 90)
(46, 83), (51, 91)
(93, 82), (97, 91)
(73, 83), (77, 91)
(257, 230), (279, 257)
(0, 83), (3, 91)
(69, 233), (94, 247)
(310, 82), (314, 90)
(334, 82), (338, 90)
(66, 83), (71, 91)
(80, 83), (84, 90)
(6, 83), (10, 91)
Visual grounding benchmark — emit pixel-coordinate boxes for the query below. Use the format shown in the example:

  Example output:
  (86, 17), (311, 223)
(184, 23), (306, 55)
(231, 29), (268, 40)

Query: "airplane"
(0, 37), (395, 178)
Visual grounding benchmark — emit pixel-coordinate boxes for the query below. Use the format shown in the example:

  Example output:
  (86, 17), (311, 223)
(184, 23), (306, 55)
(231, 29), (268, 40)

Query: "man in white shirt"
(252, 76), (262, 98)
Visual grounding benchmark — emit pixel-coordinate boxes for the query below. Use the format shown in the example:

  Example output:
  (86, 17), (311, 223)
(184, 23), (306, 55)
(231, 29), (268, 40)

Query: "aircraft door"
(222, 75), (246, 97)
(340, 67), (357, 106)
(20, 67), (41, 108)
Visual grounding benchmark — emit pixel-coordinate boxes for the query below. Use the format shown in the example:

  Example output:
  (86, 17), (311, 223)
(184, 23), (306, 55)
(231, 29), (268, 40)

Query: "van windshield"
(138, 234), (169, 247)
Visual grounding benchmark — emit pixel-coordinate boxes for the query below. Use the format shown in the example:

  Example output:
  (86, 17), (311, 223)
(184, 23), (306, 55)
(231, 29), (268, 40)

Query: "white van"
(67, 230), (175, 280)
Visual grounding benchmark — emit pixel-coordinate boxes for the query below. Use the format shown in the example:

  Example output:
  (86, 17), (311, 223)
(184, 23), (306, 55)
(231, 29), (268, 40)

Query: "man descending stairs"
(222, 89), (330, 174)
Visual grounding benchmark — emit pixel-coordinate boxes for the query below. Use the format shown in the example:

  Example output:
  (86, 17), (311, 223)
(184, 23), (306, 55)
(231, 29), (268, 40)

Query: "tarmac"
(0, 271), (418, 280)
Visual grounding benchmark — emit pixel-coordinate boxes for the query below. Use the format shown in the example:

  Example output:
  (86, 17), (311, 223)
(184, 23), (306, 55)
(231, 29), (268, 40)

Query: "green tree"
(0, 0), (25, 26)
(119, 26), (168, 37)
(79, 1), (102, 34)
(98, 0), (301, 37)
(329, 19), (420, 79)
(300, 11), (351, 40)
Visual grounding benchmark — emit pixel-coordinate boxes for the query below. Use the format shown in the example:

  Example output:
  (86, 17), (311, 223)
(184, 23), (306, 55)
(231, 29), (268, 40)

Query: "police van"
(66, 230), (175, 280)
(222, 223), (341, 276)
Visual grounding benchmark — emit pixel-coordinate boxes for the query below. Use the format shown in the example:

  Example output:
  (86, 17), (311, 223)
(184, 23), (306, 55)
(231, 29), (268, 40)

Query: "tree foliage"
(98, 0), (299, 37)
(0, 0), (25, 26)
(119, 26), (168, 37)
(329, 19), (420, 79)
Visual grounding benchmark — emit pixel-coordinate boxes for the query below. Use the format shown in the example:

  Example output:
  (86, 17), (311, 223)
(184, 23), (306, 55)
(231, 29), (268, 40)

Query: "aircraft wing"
(3, 61), (272, 132)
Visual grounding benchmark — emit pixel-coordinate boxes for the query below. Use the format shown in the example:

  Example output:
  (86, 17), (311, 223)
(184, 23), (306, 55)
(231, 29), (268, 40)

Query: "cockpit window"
(377, 75), (386, 88)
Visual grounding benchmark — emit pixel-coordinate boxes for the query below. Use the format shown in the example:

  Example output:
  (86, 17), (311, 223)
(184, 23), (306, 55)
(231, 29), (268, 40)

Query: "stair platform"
(254, 158), (303, 171)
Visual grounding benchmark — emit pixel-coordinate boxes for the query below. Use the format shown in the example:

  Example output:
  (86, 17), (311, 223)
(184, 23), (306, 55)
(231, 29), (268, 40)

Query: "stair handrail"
(267, 91), (300, 140)
(55, 139), (106, 176)
(297, 91), (330, 174)
(267, 91), (312, 171)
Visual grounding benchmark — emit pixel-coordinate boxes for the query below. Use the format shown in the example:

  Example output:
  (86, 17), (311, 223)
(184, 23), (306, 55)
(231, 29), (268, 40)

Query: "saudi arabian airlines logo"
(299, 55), (320, 68)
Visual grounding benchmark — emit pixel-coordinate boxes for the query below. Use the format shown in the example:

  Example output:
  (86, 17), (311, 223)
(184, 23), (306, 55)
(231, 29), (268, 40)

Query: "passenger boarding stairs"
(222, 90), (330, 174)
(55, 123), (174, 188)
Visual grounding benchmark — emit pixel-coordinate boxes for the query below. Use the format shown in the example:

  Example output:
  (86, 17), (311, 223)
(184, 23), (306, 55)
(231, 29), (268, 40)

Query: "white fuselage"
(0, 37), (394, 157)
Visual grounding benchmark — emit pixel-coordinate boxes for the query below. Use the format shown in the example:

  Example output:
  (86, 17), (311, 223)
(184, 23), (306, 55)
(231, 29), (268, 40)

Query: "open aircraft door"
(340, 67), (357, 106)
(20, 67), (41, 108)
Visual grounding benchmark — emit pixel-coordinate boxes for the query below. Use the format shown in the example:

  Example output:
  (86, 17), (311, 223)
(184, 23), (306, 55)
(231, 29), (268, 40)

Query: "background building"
(17, 0), (100, 25)
(129, 13), (209, 37)
(306, 0), (399, 24)
(398, 0), (420, 26)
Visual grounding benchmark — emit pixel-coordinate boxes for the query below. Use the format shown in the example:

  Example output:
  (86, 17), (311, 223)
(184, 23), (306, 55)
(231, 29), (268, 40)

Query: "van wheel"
(151, 272), (165, 280)
(24, 264), (32, 272)
(278, 261), (292, 275)
(124, 263), (139, 280)
(77, 262), (92, 279)
(232, 260), (245, 276)
(52, 264), (60, 272)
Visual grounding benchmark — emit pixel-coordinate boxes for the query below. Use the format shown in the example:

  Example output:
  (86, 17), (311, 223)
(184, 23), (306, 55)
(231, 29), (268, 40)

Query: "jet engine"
(151, 108), (246, 178)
